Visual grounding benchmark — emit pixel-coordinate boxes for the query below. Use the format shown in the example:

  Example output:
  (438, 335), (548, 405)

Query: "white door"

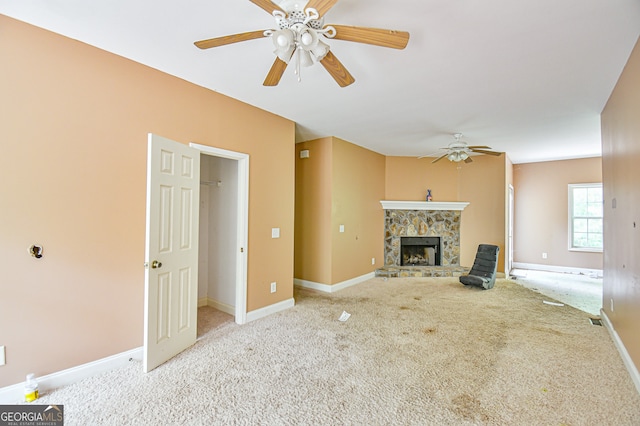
(144, 134), (200, 372)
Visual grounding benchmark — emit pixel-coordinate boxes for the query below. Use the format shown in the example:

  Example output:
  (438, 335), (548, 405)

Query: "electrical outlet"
(0, 346), (5, 366)
(542, 252), (548, 259)
(371, 257), (376, 265)
(270, 282), (277, 293)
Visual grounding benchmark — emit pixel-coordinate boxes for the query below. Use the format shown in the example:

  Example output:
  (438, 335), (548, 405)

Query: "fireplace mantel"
(380, 200), (469, 211)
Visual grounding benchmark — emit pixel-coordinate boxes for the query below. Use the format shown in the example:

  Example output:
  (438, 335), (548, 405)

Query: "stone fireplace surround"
(377, 201), (470, 278)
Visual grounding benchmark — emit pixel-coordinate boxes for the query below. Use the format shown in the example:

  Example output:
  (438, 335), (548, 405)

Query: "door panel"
(157, 272), (171, 342)
(144, 134), (200, 372)
(178, 267), (191, 331)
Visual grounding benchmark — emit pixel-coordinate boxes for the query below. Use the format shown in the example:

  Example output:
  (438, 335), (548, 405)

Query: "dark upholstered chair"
(459, 244), (500, 289)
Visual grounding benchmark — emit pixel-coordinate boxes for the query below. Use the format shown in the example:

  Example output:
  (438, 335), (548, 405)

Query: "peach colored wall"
(331, 138), (386, 284)
(601, 36), (640, 372)
(0, 16), (295, 387)
(457, 155), (507, 271)
(294, 137), (385, 286)
(512, 158), (603, 270)
(294, 138), (333, 284)
(385, 157), (459, 202)
(384, 155), (507, 269)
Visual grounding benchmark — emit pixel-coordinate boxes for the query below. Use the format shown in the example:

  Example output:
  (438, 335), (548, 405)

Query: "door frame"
(507, 184), (514, 275)
(190, 143), (249, 325)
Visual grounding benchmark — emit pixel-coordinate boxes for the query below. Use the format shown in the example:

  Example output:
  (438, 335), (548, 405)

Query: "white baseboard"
(245, 298), (295, 323)
(294, 272), (375, 293)
(512, 262), (603, 277)
(207, 299), (235, 316)
(198, 297), (235, 316)
(601, 310), (640, 395)
(0, 347), (142, 404)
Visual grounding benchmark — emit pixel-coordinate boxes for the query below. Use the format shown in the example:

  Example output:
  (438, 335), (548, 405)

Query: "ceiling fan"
(421, 133), (503, 164)
(194, 0), (410, 87)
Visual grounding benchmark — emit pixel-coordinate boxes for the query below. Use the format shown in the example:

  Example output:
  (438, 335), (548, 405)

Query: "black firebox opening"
(400, 237), (441, 266)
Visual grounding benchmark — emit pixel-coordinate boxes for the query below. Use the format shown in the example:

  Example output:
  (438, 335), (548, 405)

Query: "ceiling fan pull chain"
(295, 47), (302, 82)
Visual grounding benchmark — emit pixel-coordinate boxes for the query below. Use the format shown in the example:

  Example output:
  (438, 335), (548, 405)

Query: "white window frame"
(568, 183), (603, 252)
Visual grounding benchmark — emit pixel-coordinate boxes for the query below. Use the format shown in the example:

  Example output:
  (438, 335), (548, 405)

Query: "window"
(568, 183), (603, 251)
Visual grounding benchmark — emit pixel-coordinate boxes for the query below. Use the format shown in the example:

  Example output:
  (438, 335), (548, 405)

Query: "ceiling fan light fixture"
(310, 39), (330, 61)
(298, 27), (320, 51)
(277, 35), (291, 47)
(459, 151), (469, 161)
(298, 48), (314, 67)
(275, 45), (295, 63)
(273, 29), (294, 47)
(300, 31), (314, 46)
(272, 29), (296, 63)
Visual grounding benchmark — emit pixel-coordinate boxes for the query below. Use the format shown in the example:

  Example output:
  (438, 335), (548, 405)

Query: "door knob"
(151, 260), (162, 269)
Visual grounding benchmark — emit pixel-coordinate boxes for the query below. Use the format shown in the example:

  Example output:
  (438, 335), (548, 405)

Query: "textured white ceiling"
(2, 0), (639, 163)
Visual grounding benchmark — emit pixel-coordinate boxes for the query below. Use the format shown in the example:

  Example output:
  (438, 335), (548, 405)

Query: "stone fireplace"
(378, 201), (469, 277)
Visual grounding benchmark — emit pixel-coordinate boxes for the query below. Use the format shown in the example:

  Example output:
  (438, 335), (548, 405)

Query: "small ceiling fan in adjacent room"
(194, 0), (410, 87)
(420, 133), (503, 163)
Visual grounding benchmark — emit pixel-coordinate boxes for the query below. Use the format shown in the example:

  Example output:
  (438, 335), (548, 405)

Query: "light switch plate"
(272, 228), (280, 238)
(339, 225), (345, 233)
(0, 346), (5, 366)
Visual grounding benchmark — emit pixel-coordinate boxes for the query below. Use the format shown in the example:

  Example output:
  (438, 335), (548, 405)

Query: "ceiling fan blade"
(431, 153), (449, 163)
(467, 145), (492, 149)
(263, 57), (289, 86)
(418, 150), (443, 159)
(306, 0), (339, 17)
(464, 157), (473, 163)
(194, 30), (267, 49)
(249, 0), (285, 14)
(470, 149), (502, 156)
(328, 25), (410, 49)
(320, 51), (355, 87)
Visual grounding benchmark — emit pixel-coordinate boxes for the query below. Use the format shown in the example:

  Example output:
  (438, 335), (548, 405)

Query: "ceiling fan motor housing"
(274, 8), (323, 30)
(271, 8), (332, 66)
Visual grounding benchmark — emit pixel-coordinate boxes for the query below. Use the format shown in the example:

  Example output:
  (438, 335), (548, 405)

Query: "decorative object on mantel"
(426, 189), (433, 202)
(380, 201), (469, 211)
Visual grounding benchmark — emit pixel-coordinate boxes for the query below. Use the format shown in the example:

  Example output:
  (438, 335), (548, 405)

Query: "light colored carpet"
(511, 269), (603, 316)
(35, 278), (639, 425)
